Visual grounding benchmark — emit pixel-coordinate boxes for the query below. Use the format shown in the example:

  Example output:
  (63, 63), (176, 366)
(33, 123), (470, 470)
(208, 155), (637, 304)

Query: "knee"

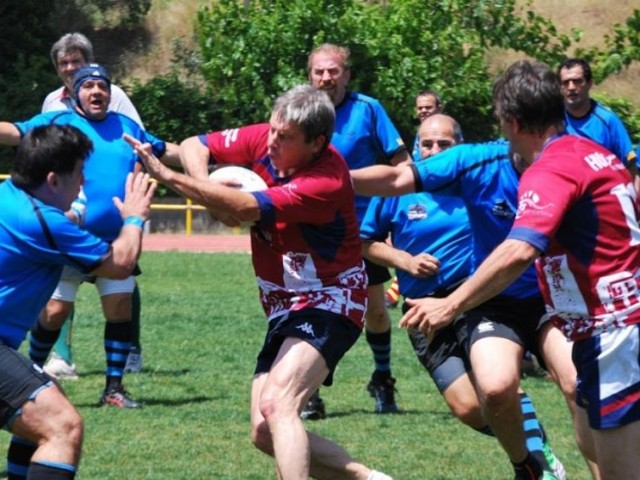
(60, 409), (84, 450)
(251, 419), (273, 455)
(365, 304), (390, 329)
(479, 380), (518, 412)
(42, 301), (72, 326)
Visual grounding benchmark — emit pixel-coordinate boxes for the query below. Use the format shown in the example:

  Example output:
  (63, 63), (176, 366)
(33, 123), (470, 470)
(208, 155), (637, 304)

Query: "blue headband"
(72, 63), (111, 99)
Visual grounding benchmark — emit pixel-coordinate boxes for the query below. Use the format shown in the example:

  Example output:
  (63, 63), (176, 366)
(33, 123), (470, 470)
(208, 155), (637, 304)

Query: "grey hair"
(50, 33), (94, 67)
(272, 85), (335, 151)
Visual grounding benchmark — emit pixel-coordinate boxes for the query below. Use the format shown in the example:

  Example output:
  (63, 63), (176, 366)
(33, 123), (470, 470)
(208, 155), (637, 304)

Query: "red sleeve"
(204, 123), (269, 166)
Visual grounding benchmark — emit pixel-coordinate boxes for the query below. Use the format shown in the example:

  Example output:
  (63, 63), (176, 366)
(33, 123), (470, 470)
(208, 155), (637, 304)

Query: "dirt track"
(142, 234), (250, 253)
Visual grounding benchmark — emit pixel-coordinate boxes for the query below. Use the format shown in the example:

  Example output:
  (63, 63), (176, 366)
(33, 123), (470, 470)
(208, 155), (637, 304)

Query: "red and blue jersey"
(201, 125), (368, 329)
(509, 134), (640, 340)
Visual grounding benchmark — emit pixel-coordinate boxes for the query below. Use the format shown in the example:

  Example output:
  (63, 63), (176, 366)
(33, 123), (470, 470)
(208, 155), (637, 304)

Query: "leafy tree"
(194, 0), (586, 142)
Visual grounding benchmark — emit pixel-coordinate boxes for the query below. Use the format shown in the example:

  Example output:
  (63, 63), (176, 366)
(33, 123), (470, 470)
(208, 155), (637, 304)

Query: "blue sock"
(519, 392), (544, 454)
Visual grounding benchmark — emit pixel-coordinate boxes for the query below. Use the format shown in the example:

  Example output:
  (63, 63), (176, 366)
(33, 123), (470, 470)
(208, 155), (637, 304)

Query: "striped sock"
(27, 461), (76, 479)
(366, 329), (392, 380)
(104, 321), (131, 388)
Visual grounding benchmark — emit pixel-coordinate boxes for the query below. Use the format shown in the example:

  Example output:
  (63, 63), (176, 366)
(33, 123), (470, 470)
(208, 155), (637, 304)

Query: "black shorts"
(454, 295), (549, 369)
(0, 343), (53, 429)
(364, 258), (391, 286)
(402, 301), (469, 392)
(254, 308), (362, 386)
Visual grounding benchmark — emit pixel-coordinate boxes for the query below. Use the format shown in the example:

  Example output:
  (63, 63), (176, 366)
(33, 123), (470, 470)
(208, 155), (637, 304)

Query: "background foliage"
(0, 0), (639, 173)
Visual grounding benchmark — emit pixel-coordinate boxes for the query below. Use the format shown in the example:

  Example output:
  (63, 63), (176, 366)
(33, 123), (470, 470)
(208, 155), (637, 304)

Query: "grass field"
(3, 252), (593, 479)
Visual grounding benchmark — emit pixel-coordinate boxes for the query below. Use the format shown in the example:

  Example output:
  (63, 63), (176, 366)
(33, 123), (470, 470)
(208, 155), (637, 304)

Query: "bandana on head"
(72, 63), (111, 99)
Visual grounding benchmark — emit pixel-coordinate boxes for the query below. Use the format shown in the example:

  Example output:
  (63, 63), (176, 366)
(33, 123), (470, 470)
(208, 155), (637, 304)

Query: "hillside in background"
(122, 0), (638, 107)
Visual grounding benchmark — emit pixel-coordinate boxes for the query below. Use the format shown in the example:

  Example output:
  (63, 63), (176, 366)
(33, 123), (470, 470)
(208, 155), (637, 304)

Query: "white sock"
(367, 470), (393, 480)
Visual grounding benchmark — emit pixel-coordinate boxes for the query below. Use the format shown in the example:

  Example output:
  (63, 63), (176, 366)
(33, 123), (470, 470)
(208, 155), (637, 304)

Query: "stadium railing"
(0, 173), (205, 236)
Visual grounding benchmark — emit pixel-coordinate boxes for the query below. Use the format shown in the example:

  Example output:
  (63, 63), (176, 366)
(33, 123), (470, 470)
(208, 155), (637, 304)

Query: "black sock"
(7, 436), (36, 480)
(130, 283), (142, 350)
(28, 321), (60, 366)
(512, 452), (542, 480)
(27, 462), (76, 480)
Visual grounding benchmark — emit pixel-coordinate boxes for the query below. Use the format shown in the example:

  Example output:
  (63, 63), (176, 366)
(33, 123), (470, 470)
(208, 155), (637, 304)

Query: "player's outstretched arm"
(159, 141), (182, 168)
(351, 164), (416, 197)
(0, 122), (21, 146)
(179, 136), (211, 180)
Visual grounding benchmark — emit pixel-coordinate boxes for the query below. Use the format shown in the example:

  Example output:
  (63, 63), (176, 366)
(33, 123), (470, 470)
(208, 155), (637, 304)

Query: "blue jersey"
(564, 100), (636, 165)
(412, 140), (539, 299)
(15, 110), (165, 242)
(0, 180), (109, 349)
(360, 192), (472, 299)
(332, 92), (406, 222)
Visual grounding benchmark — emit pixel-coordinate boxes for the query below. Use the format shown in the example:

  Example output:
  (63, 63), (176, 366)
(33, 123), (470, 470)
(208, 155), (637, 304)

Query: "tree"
(194, 0), (582, 142)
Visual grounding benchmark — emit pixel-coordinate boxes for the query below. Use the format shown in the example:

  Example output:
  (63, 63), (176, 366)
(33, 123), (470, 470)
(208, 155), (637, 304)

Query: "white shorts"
(573, 323), (640, 429)
(51, 266), (135, 302)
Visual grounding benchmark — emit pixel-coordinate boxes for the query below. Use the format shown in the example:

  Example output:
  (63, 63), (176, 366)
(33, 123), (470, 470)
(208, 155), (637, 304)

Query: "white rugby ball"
(208, 165), (268, 192)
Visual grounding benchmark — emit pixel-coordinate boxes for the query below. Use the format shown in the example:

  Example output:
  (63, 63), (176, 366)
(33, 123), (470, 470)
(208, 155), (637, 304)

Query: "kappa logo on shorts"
(477, 321), (495, 333)
(296, 322), (316, 337)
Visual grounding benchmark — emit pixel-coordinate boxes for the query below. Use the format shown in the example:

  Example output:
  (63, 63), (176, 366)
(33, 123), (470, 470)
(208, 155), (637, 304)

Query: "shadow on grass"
(75, 395), (215, 409)
(64, 368), (193, 377)
(320, 408), (434, 419)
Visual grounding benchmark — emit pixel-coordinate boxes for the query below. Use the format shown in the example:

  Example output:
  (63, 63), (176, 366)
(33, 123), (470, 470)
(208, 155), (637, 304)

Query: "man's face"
(418, 117), (457, 159)
(559, 65), (591, 113)
(308, 52), (350, 106)
(415, 94), (441, 122)
(56, 50), (87, 90)
(267, 114), (323, 175)
(76, 79), (110, 120)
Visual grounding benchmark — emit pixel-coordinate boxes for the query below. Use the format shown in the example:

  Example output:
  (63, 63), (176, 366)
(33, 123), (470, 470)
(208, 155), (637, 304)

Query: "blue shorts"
(0, 343), (53, 429)
(254, 308), (362, 386)
(573, 324), (640, 429)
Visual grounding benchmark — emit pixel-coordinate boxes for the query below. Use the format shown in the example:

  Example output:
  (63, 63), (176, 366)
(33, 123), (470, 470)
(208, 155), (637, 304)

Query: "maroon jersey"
(203, 124), (368, 328)
(508, 134), (640, 340)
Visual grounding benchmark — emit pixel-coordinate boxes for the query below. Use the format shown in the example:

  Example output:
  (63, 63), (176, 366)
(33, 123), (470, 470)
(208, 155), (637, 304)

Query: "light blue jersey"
(0, 181), (109, 348)
(15, 110), (165, 242)
(360, 192), (472, 299)
(565, 100), (636, 165)
(412, 140), (539, 299)
(332, 92), (406, 222)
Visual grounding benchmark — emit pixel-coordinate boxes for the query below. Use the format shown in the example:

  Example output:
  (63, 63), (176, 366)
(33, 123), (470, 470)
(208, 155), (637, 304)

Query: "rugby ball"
(208, 166), (267, 192)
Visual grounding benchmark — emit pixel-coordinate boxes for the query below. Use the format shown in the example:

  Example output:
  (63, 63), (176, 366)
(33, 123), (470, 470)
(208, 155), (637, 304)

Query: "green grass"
(4, 252), (591, 479)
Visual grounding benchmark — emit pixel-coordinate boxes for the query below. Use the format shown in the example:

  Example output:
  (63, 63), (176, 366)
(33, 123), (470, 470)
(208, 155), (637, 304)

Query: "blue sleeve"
(13, 112), (59, 135)
(507, 226), (549, 254)
(360, 196), (392, 241)
(413, 146), (466, 196)
(608, 114), (635, 164)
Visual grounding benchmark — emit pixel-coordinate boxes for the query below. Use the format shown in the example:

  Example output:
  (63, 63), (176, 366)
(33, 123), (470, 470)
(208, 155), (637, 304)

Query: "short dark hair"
(558, 57), (592, 83)
(416, 89), (442, 106)
(492, 60), (564, 135)
(12, 125), (93, 190)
